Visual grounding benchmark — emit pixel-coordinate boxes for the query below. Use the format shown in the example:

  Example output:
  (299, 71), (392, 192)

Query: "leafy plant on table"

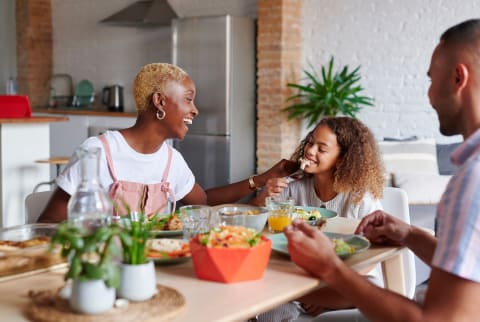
(49, 222), (122, 288)
(118, 213), (156, 265)
(283, 56), (374, 127)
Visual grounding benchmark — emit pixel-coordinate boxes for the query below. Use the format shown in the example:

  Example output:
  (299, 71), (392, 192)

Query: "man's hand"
(284, 219), (341, 279)
(355, 210), (412, 246)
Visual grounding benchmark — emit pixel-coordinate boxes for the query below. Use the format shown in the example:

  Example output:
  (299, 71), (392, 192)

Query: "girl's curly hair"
(291, 117), (385, 203)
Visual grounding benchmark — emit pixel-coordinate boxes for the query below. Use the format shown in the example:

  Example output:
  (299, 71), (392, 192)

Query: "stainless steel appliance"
(172, 15), (256, 189)
(102, 85), (124, 112)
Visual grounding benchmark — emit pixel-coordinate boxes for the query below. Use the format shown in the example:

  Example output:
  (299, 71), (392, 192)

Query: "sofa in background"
(378, 138), (461, 285)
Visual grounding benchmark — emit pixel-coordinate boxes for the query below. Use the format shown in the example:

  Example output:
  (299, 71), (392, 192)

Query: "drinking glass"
(179, 205), (211, 240)
(265, 196), (294, 233)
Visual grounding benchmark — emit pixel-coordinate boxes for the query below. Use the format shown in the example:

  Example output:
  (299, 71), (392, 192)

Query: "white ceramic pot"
(118, 261), (156, 301)
(69, 279), (115, 314)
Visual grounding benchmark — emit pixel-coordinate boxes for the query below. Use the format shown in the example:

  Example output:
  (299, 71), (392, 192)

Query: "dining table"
(0, 217), (407, 322)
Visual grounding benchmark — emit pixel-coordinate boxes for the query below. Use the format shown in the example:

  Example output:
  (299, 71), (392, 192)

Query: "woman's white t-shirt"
(56, 131), (195, 201)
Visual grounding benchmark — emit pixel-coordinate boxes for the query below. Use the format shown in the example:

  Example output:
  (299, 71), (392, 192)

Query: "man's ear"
(455, 63), (469, 91)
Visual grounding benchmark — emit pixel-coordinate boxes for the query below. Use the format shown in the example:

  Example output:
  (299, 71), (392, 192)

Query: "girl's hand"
(263, 177), (289, 197)
(254, 178), (289, 206)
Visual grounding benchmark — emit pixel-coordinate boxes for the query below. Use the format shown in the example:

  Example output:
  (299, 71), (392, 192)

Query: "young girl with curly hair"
(255, 116), (385, 321)
(255, 116), (384, 219)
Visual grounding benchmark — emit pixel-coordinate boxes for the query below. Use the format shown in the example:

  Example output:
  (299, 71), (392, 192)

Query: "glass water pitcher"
(67, 146), (112, 230)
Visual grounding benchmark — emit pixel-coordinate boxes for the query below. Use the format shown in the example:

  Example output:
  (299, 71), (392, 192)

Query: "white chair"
(295, 187), (416, 322)
(24, 190), (53, 223)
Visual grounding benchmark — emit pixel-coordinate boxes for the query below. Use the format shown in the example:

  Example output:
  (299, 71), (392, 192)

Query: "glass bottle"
(48, 87), (56, 108)
(6, 77), (16, 95)
(67, 146), (112, 230)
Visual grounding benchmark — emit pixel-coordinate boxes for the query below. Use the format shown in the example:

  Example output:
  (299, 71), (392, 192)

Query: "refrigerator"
(172, 15), (256, 189)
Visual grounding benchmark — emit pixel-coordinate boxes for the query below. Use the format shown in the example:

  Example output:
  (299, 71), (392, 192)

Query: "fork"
(286, 168), (305, 182)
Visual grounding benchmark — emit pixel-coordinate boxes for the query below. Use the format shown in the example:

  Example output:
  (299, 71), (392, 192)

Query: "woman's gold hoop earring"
(156, 108), (166, 120)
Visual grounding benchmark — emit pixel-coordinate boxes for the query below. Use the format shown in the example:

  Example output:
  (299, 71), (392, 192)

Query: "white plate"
(147, 238), (191, 265)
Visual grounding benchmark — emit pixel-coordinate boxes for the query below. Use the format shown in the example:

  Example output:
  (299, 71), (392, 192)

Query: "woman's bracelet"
(248, 175), (261, 191)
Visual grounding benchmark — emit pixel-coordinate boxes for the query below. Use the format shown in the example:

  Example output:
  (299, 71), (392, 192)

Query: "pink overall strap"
(98, 135), (118, 181)
(160, 145), (176, 215)
(161, 144), (173, 182)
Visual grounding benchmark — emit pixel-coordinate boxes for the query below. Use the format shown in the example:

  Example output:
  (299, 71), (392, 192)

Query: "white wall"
(303, 0), (477, 143)
(51, 0), (257, 113)
(52, 0), (172, 112)
(0, 0), (16, 95)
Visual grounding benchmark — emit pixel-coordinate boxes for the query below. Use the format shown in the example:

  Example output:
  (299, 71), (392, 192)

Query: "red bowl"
(189, 236), (272, 283)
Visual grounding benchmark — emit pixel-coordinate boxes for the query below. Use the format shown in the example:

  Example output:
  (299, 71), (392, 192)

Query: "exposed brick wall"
(16, 0), (52, 108)
(256, 0), (303, 173)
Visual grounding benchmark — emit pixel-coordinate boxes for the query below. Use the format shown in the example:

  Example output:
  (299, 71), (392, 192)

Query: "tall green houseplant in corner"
(284, 57), (374, 127)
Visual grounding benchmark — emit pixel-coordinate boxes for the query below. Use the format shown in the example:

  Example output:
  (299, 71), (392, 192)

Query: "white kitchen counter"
(0, 116), (68, 228)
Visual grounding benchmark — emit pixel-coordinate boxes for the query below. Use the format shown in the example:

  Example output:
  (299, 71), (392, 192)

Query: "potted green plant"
(283, 57), (374, 127)
(117, 212), (157, 301)
(50, 222), (121, 314)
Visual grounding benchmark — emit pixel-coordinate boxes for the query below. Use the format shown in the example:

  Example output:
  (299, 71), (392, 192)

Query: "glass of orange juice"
(266, 197), (294, 233)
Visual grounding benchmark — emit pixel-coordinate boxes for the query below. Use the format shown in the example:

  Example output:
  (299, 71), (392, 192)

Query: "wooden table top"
(0, 217), (406, 322)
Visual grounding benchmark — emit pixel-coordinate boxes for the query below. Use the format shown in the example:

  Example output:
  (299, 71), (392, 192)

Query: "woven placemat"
(25, 284), (186, 322)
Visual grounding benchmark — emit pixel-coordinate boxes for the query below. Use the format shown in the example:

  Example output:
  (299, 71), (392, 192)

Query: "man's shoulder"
(456, 152), (480, 180)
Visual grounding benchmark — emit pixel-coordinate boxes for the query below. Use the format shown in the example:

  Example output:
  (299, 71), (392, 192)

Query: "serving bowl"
(0, 223), (58, 241)
(0, 223), (63, 278)
(216, 205), (268, 232)
(190, 234), (272, 283)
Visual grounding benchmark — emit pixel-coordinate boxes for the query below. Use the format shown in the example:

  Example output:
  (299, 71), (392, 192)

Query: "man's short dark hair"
(441, 19), (480, 45)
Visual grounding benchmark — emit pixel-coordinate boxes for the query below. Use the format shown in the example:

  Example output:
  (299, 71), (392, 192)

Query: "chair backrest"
(380, 187), (416, 299)
(25, 190), (53, 223)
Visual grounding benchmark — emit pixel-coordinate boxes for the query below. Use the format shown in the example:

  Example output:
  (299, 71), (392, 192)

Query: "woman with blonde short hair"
(38, 63), (294, 222)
